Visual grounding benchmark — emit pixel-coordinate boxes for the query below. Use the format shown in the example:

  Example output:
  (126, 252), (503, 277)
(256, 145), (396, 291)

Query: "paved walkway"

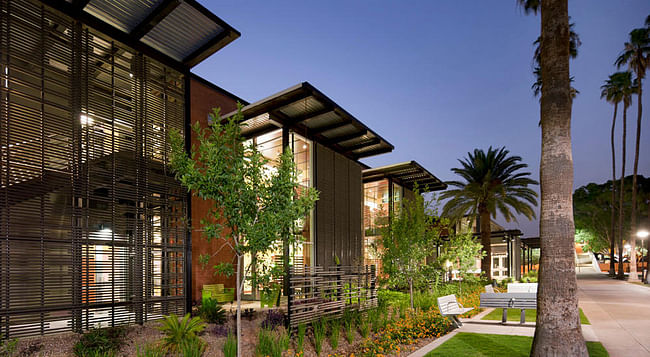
(411, 268), (650, 357)
(578, 269), (650, 357)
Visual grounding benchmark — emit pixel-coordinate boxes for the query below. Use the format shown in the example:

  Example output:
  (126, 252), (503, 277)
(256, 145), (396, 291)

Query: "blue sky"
(194, 1), (650, 237)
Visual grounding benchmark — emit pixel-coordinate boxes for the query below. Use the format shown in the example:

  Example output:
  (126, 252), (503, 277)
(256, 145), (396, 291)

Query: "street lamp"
(638, 229), (649, 283)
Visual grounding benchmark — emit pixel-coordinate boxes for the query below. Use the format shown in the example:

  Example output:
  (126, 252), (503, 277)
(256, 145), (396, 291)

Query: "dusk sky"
(194, 1), (650, 238)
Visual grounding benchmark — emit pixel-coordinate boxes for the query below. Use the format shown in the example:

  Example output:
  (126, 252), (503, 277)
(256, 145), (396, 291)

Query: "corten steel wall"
(188, 77), (240, 302)
(0, 0), (186, 338)
(315, 143), (363, 267)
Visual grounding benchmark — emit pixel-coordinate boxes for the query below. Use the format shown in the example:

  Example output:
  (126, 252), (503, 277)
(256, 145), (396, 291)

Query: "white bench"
(485, 284), (495, 293)
(507, 283), (537, 293)
(480, 292), (537, 324)
(437, 294), (474, 327)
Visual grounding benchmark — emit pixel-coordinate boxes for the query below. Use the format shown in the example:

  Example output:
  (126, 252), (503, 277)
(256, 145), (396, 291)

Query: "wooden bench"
(437, 294), (474, 327)
(480, 292), (536, 324)
(507, 283), (537, 293)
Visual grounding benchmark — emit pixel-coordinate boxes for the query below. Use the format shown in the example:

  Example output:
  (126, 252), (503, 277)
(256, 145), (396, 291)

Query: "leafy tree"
(378, 189), (442, 309)
(616, 24), (649, 281)
(518, 0), (588, 355)
(441, 146), (538, 279)
(435, 231), (485, 295)
(169, 107), (318, 357)
(573, 177), (650, 260)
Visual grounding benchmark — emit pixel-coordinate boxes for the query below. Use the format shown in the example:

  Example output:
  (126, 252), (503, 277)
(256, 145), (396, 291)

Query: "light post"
(638, 229), (649, 283)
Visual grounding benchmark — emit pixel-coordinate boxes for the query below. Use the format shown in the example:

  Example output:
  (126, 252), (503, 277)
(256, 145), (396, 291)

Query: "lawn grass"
(425, 333), (608, 357)
(481, 308), (590, 325)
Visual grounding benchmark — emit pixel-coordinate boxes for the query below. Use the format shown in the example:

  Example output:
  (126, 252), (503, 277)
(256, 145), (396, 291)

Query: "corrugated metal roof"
(141, 2), (223, 61)
(222, 82), (394, 160)
(84, 0), (164, 32)
(362, 161), (447, 192)
(50, 0), (240, 69)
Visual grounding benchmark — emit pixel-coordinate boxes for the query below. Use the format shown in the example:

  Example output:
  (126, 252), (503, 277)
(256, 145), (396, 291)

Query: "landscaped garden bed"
(0, 281), (486, 357)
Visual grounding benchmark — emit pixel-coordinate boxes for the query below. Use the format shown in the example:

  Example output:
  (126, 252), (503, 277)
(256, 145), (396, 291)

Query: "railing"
(286, 265), (377, 329)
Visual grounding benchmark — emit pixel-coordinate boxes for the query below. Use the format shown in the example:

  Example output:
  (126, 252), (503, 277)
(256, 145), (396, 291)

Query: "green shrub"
(377, 290), (409, 308)
(296, 323), (306, 352)
(0, 338), (18, 357)
(256, 328), (284, 357)
(223, 331), (236, 357)
(73, 326), (125, 357)
(328, 318), (340, 350)
(197, 298), (227, 324)
(359, 316), (370, 339)
(368, 308), (381, 333)
(414, 292), (436, 312)
(158, 313), (206, 352)
(312, 318), (325, 356)
(278, 329), (290, 351)
(344, 317), (354, 344)
(179, 338), (206, 357)
(135, 344), (165, 357)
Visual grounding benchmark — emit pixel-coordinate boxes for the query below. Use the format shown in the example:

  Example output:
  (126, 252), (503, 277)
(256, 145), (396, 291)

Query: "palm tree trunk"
(629, 82), (642, 282)
(609, 103), (618, 277)
(530, 1), (588, 355)
(479, 207), (492, 280)
(617, 106), (627, 280)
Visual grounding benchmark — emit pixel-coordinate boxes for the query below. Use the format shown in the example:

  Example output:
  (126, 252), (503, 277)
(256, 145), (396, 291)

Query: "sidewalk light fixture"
(638, 229), (649, 283)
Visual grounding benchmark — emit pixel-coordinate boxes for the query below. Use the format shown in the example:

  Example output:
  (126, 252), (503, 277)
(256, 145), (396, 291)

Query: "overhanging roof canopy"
(521, 237), (540, 249)
(363, 161), (447, 192)
(222, 82), (394, 160)
(49, 0), (240, 68)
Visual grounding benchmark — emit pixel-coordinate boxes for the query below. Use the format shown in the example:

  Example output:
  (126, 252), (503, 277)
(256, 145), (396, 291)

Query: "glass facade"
(363, 180), (389, 270)
(242, 129), (313, 297)
(0, 0), (186, 338)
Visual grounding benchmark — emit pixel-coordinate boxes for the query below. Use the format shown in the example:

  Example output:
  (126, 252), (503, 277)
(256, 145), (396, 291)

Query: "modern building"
(0, 0), (239, 337)
(191, 81), (395, 301)
(0, 0), (508, 340)
(361, 161), (447, 272)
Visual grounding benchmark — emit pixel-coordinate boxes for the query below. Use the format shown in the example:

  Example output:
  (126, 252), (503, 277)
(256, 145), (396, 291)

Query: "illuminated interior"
(242, 129), (313, 297)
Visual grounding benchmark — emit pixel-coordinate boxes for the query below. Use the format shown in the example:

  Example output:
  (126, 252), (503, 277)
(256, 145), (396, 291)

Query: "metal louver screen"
(0, 0), (186, 338)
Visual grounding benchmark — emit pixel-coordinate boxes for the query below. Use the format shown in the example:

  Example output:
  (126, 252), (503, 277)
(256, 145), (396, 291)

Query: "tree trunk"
(479, 207), (492, 280)
(617, 105), (627, 280)
(409, 277), (414, 310)
(236, 254), (242, 357)
(531, 0), (588, 355)
(609, 103), (618, 277)
(629, 82), (642, 282)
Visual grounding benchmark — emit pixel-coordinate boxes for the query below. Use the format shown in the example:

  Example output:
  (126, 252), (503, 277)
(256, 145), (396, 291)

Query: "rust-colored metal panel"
(188, 77), (240, 302)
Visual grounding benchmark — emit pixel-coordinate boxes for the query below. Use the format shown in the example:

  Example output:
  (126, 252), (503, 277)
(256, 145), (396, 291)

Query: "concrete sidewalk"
(578, 270), (650, 357)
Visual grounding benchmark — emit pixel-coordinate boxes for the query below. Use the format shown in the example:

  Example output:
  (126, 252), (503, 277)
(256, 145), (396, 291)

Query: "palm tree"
(531, 20), (581, 101)
(518, 0), (588, 355)
(441, 147), (538, 279)
(600, 72), (630, 277)
(611, 72), (637, 279)
(616, 26), (649, 282)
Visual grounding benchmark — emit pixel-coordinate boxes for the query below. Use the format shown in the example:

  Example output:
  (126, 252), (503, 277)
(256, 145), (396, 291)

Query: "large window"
(242, 129), (313, 297)
(0, 0), (186, 338)
(363, 180), (389, 269)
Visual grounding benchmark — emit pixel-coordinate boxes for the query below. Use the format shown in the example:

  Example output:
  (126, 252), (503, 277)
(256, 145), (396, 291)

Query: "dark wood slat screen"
(287, 265), (376, 329)
(0, 0), (186, 338)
